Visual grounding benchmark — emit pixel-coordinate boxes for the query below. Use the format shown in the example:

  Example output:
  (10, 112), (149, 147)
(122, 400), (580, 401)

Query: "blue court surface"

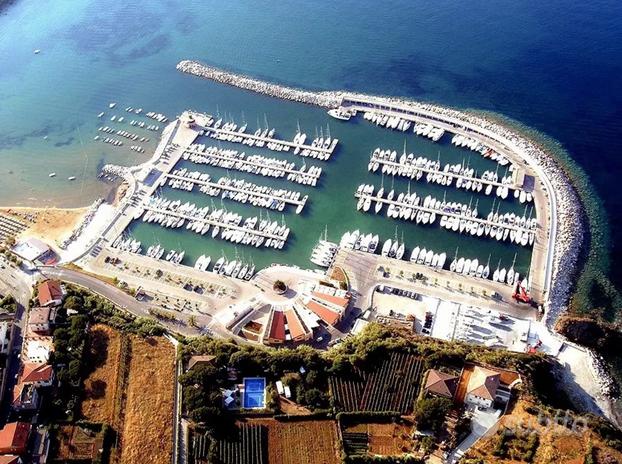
(243, 377), (266, 409)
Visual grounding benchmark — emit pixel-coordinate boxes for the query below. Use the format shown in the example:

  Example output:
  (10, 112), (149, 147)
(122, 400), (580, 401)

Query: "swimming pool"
(243, 377), (266, 409)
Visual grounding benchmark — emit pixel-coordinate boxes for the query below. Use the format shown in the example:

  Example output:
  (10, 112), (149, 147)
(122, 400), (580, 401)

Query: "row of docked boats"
(449, 254), (490, 279)
(363, 111), (412, 132)
(408, 246), (447, 269)
(113, 128), (149, 143)
(111, 236), (142, 254)
(310, 240), (338, 267)
(212, 256), (255, 279)
(451, 134), (510, 166)
(440, 214), (535, 247)
(141, 197), (290, 248)
(369, 149), (524, 200)
(340, 230), (379, 254)
(95, 136), (123, 146)
(413, 123), (445, 141)
(194, 254), (255, 280)
(355, 185), (536, 247)
(204, 118), (337, 160)
(166, 168), (307, 214)
(183, 145), (322, 186)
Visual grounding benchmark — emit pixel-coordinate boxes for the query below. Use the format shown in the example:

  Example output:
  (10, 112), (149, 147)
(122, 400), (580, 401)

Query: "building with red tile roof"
(264, 310), (286, 345)
(424, 370), (459, 399)
(0, 422), (31, 455)
(36, 280), (64, 307)
(465, 366), (501, 408)
(283, 309), (311, 342)
(304, 300), (341, 326)
(20, 363), (54, 386)
(311, 291), (350, 311)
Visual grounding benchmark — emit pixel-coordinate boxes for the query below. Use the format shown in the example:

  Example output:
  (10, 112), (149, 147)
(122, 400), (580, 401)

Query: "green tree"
(414, 397), (453, 433)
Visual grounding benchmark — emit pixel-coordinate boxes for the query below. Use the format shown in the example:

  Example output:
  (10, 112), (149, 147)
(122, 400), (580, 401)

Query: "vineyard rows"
(191, 424), (267, 464)
(329, 352), (424, 413)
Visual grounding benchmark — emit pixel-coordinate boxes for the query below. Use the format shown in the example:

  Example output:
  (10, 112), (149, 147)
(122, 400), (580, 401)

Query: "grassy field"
(80, 324), (123, 423)
(119, 335), (176, 464)
(248, 418), (340, 464)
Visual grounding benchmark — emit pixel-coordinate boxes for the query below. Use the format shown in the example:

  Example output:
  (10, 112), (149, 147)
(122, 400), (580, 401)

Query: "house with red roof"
(263, 306), (313, 346)
(36, 280), (65, 307)
(304, 299), (341, 326)
(424, 369), (459, 399)
(283, 308), (312, 343)
(264, 310), (286, 345)
(464, 366), (501, 408)
(12, 363), (54, 412)
(0, 422), (31, 455)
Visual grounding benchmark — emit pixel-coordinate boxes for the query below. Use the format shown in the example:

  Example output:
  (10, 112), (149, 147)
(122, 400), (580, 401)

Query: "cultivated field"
(249, 419), (340, 464)
(198, 424), (267, 464)
(329, 352), (424, 413)
(119, 335), (176, 464)
(80, 324), (123, 423)
(56, 425), (105, 462)
(344, 422), (414, 456)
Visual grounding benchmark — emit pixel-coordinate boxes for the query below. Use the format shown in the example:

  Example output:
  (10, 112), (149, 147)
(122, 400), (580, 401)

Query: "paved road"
(37, 266), (202, 337)
(0, 258), (32, 420)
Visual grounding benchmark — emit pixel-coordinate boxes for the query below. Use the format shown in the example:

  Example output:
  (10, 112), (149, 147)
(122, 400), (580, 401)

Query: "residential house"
(36, 280), (65, 307)
(424, 369), (459, 399)
(27, 307), (56, 335)
(464, 366), (501, 408)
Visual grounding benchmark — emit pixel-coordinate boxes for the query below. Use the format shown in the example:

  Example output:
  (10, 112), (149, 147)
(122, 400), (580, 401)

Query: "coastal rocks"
(59, 198), (104, 249)
(176, 60), (341, 108)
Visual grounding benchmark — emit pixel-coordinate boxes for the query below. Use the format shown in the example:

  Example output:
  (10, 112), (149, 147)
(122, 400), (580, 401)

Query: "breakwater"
(176, 60), (341, 108)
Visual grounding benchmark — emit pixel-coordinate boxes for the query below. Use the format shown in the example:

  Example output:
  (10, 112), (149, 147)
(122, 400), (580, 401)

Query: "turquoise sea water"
(1, 0), (621, 279)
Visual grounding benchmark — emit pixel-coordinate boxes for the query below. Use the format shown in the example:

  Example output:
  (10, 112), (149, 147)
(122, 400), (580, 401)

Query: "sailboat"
(482, 254), (491, 280)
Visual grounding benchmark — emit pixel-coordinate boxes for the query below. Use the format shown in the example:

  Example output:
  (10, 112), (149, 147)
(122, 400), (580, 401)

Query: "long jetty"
(142, 206), (288, 242)
(204, 125), (338, 158)
(182, 147), (321, 183)
(177, 60), (340, 108)
(162, 173), (308, 211)
(354, 191), (534, 236)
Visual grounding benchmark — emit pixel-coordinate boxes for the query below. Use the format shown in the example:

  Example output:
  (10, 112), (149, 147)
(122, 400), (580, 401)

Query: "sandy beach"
(0, 206), (88, 248)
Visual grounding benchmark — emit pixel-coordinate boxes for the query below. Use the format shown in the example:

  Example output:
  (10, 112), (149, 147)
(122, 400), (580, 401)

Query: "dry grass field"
(119, 335), (176, 464)
(80, 324), (123, 423)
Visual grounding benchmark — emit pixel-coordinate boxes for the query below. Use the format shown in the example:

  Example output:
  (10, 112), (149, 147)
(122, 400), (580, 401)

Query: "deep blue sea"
(1, 0), (621, 281)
